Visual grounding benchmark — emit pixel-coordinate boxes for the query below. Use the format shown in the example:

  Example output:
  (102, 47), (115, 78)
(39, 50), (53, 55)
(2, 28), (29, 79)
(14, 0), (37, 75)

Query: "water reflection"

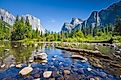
(0, 42), (120, 80)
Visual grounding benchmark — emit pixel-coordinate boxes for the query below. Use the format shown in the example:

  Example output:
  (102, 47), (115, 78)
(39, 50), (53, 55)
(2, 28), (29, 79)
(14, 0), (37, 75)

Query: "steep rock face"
(21, 14), (45, 33)
(61, 1), (121, 33)
(61, 22), (74, 33)
(86, 11), (100, 28)
(0, 8), (15, 25)
(70, 18), (83, 26)
(61, 18), (83, 32)
(99, 1), (121, 26)
(0, 8), (45, 33)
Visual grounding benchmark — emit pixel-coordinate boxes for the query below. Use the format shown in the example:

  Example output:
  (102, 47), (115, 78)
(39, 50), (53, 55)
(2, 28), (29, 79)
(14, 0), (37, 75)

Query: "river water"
(0, 42), (120, 80)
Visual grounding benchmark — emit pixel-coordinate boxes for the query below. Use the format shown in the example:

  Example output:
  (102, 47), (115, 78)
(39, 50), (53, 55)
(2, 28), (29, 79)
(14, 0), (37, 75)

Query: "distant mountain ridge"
(61, 1), (121, 33)
(0, 8), (45, 33)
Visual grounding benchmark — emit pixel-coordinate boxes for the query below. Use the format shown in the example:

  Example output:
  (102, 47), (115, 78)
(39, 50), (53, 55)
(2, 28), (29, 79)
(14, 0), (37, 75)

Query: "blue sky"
(0, 0), (119, 32)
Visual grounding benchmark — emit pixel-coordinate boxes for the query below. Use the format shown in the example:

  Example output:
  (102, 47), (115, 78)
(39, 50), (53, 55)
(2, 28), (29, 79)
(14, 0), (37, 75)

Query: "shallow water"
(0, 42), (120, 80)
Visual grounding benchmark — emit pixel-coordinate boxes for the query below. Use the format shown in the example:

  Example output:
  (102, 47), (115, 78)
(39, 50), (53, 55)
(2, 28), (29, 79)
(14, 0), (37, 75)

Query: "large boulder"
(19, 66), (33, 76)
(36, 53), (47, 60)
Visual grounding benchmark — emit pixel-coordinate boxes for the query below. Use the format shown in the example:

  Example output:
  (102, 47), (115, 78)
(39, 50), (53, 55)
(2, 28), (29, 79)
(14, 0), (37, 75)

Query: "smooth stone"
(52, 58), (56, 61)
(10, 64), (15, 67)
(1, 64), (5, 68)
(49, 78), (55, 80)
(87, 68), (92, 71)
(89, 77), (100, 80)
(53, 55), (57, 58)
(64, 70), (71, 75)
(116, 51), (120, 54)
(4, 49), (10, 51)
(77, 69), (84, 74)
(37, 53), (47, 60)
(90, 78), (95, 80)
(29, 59), (34, 63)
(34, 78), (40, 80)
(19, 66), (33, 76)
(34, 44), (38, 47)
(99, 72), (107, 78)
(94, 77), (100, 80)
(94, 46), (99, 51)
(16, 64), (22, 68)
(40, 59), (48, 63)
(43, 71), (52, 78)
(71, 55), (88, 61)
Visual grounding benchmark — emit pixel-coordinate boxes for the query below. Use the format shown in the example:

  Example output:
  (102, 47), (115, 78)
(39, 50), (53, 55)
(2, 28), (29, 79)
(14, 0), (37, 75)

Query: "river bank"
(55, 45), (121, 77)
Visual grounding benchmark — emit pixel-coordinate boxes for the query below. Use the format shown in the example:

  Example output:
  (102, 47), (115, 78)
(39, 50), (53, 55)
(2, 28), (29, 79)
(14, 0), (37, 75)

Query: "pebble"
(87, 68), (92, 71)
(64, 70), (70, 75)
(43, 71), (52, 78)
(34, 78), (41, 80)
(34, 74), (40, 79)
(16, 64), (22, 68)
(1, 64), (5, 68)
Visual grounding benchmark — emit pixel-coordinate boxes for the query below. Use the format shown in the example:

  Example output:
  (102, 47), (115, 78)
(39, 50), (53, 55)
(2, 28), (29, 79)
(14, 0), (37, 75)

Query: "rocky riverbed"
(0, 42), (121, 80)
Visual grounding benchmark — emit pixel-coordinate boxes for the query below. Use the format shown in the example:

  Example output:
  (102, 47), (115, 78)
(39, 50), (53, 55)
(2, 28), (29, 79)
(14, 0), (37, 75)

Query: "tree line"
(0, 16), (121, 42)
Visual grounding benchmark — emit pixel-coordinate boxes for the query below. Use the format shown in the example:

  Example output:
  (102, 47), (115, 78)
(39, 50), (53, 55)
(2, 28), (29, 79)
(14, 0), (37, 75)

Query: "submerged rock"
(34, 74), (40, 79)
(63, 70), (71, 75)
(19, 66), (33, 76)
(43, 71), (52, 78)
(87, 68), (92, 71)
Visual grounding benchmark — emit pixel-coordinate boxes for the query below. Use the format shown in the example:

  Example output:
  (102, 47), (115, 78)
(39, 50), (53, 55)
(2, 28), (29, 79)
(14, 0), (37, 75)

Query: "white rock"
(10, 64), (15, 67)
(87, 68), (92, 71)
(34, 78), (41, 80)
(16, 64), (22, 68)
(1, 64), (5, 68)
(64, 70), (70, 75)
(37, 53), (47, 59)
(29, 59), (34, 63)
(71, 55), (88, 61)
(4, 49), (10, 51)
(40, 59), (48, 63)
(34, 44), (38, 47)
(19, 66), (33, 76)
(43, 71), (52, 78)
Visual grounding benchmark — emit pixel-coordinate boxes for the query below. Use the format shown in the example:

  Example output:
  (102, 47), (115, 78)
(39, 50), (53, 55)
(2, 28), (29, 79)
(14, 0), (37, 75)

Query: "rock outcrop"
(0, 8), (45, 33)
(21, 14), (45, 33)
(0, 8), (15, 25)
(61, 1), (121, 33)
(61, 18), (83, 33)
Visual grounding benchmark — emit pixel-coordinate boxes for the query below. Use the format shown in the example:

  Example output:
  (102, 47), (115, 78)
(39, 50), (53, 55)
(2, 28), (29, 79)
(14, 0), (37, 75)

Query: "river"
(0, 41), (120, 80)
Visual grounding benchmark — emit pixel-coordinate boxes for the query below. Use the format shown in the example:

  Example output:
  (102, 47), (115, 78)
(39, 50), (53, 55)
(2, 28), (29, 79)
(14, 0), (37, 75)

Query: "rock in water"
(43, 71), (52, 78)
(64, 70), (71, 75)
(71, 55), (88, 61)
(37, 53), (47, 60)
(19, 66), (33, 76)
(16, 64), (22, 68)
(87, 68), (92, 71)
(1, 64), (5, 68)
